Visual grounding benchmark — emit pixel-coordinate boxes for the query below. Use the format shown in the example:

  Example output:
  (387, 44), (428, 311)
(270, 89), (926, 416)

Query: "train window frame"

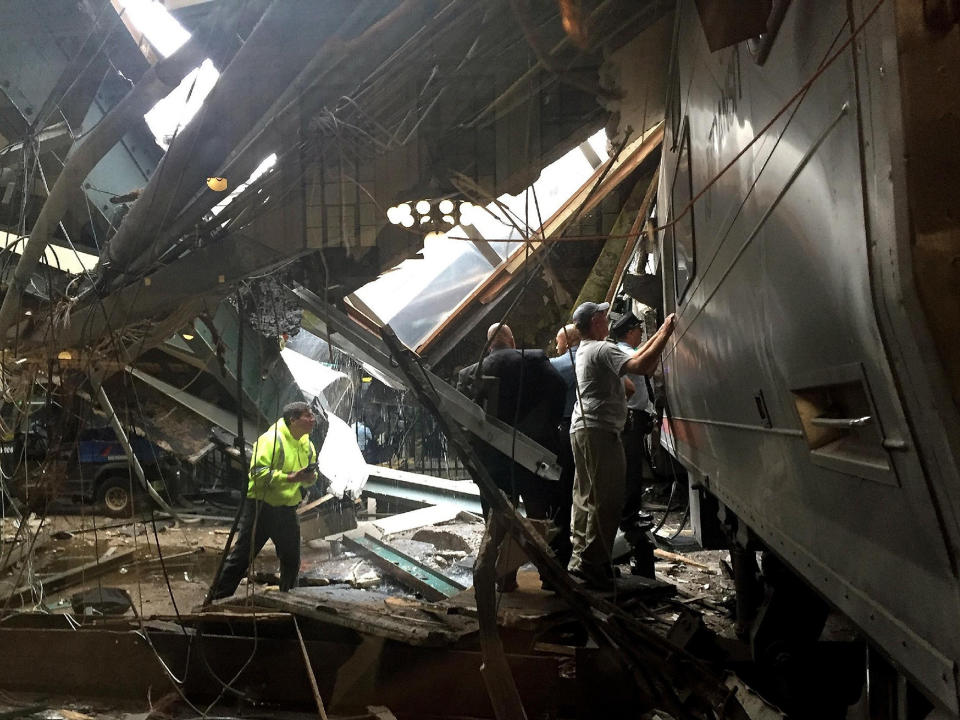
(672, 117), (696, 303)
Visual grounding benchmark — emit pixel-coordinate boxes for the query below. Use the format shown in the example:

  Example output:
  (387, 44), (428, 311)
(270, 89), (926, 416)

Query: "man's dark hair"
(282, 401), (311, 425)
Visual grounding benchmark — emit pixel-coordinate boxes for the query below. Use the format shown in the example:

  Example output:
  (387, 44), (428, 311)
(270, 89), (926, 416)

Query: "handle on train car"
(810, 415), (872, 429)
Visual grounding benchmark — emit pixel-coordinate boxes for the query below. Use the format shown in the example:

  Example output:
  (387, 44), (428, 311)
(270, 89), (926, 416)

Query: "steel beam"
(364, 464), (483, 515)
(292, 285), (560, 482)
(21, 234), (291, 351)
(93, 382), (180, 520)
(134, 0), (428, 280)
(341, 533), (466, 601)
(101, 0), (355, 280)
(127, 366), (259, 441)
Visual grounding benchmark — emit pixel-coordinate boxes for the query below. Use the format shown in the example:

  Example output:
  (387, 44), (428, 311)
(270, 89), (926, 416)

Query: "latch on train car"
(787, 363), (898, 487)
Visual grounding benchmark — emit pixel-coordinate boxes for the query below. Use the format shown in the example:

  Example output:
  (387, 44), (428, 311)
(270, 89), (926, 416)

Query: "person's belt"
(624, 408), (654, 433)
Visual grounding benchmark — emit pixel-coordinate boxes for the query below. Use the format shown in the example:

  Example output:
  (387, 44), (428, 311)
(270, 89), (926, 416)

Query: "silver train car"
(657, 1), (960, 716)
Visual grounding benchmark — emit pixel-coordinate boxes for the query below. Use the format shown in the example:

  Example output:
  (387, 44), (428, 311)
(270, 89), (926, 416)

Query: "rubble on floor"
(0, 502), (784, 719)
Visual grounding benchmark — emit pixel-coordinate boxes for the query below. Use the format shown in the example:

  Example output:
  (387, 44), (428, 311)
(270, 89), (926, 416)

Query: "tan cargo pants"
(568, 427), (626, 579)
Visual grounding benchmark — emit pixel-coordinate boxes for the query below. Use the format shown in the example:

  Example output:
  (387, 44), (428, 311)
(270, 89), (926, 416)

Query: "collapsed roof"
(0, 0), (672, 372)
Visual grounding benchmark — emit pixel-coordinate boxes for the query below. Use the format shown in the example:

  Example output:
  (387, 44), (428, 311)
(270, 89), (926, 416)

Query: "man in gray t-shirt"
(567, 300), (675, 588)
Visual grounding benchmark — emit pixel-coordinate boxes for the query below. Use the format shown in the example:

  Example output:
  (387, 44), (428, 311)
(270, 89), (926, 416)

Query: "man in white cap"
(568, 300), (675, 588)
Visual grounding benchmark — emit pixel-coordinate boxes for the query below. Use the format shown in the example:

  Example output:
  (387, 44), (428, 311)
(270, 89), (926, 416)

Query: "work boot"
(570, 565), (615, 591)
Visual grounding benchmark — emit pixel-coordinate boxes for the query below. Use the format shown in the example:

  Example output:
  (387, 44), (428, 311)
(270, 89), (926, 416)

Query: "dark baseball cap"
(610, 311), (642, 336)
(572, 301), (610, 329)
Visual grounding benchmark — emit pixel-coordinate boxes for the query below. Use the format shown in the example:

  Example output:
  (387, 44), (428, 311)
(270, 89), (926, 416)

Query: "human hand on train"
(663, 313), (677, 335)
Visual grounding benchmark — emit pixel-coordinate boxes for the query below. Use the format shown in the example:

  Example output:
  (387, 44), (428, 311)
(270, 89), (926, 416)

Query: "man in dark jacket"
(473, 323), (566, 590)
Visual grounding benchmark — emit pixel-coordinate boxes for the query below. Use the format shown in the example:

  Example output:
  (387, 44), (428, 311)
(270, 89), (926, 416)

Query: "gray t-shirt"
(570, 339), (631, 433)
(618, 340), (651, 412)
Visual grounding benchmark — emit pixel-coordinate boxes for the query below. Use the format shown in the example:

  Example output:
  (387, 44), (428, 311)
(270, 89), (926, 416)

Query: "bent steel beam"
(341, 533), (467, 601)
(0, 6), (252, 345)
(93, 382), (181, 521)
(139, 0), (428, 276)
(100, 0), (374, 285)
(292, 284), (561, 482)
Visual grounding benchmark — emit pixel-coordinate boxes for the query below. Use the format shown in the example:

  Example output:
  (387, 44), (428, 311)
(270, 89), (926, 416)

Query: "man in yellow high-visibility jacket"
(211, 401), (319, 599)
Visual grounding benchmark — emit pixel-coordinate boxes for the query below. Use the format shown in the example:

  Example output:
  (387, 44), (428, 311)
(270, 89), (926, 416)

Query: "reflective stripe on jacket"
(247, 418), (317, 507)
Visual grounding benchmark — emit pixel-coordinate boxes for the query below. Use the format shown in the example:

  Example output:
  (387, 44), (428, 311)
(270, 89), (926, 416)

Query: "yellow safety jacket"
(247, 418), (317, 507)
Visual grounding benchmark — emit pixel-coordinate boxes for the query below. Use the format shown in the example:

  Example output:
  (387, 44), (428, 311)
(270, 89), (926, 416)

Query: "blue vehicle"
(3, 425), (179, 517)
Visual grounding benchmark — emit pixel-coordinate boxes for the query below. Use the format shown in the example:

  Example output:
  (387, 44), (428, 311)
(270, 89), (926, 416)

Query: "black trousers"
(211, 500), (300, 600)
(620, 410), (653, 527)
(476, 438), (572, 568)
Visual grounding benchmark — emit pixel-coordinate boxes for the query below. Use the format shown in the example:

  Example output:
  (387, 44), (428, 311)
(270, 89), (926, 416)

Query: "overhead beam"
(0, 7), (253, 345)
(578, 139), (603, 169)
(20, 232), (300, 351)
(103, 0), (428, 285)
(127, 366), (259, 441)
(461, 223), (503, 267)
(115, 0), (428, 285)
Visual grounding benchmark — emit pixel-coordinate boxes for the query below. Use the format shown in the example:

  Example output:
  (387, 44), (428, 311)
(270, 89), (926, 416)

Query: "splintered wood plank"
(248, 587), (477, 647)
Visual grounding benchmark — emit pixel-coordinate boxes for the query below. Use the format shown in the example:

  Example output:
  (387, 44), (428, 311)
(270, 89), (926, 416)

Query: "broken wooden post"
(475, 513), (528, 720)
(293, 616), (330, 720)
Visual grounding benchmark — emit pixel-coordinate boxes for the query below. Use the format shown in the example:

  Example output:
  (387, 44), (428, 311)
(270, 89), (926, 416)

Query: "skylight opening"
(115, 0), (189, 56)
(353, 128), (610, 345)
(115, 0), (221, 149)
(144, 59), (221, 148)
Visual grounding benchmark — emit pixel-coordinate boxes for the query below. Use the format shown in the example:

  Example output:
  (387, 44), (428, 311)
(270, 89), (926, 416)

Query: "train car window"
(672, 118), (696, 302)
(747, 0), (790, 65)
(665, 2), (683, 150)
(668, 69), (682, 150)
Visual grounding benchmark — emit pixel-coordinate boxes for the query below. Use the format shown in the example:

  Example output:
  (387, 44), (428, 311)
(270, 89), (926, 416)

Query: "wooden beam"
(1, 549), (135, 609)
(605, 168), (659, 303)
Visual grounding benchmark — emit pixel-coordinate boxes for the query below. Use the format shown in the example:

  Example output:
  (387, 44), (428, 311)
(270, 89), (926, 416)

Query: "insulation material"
(318, 414), (368, 500)
(281, 347), (354, 420)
